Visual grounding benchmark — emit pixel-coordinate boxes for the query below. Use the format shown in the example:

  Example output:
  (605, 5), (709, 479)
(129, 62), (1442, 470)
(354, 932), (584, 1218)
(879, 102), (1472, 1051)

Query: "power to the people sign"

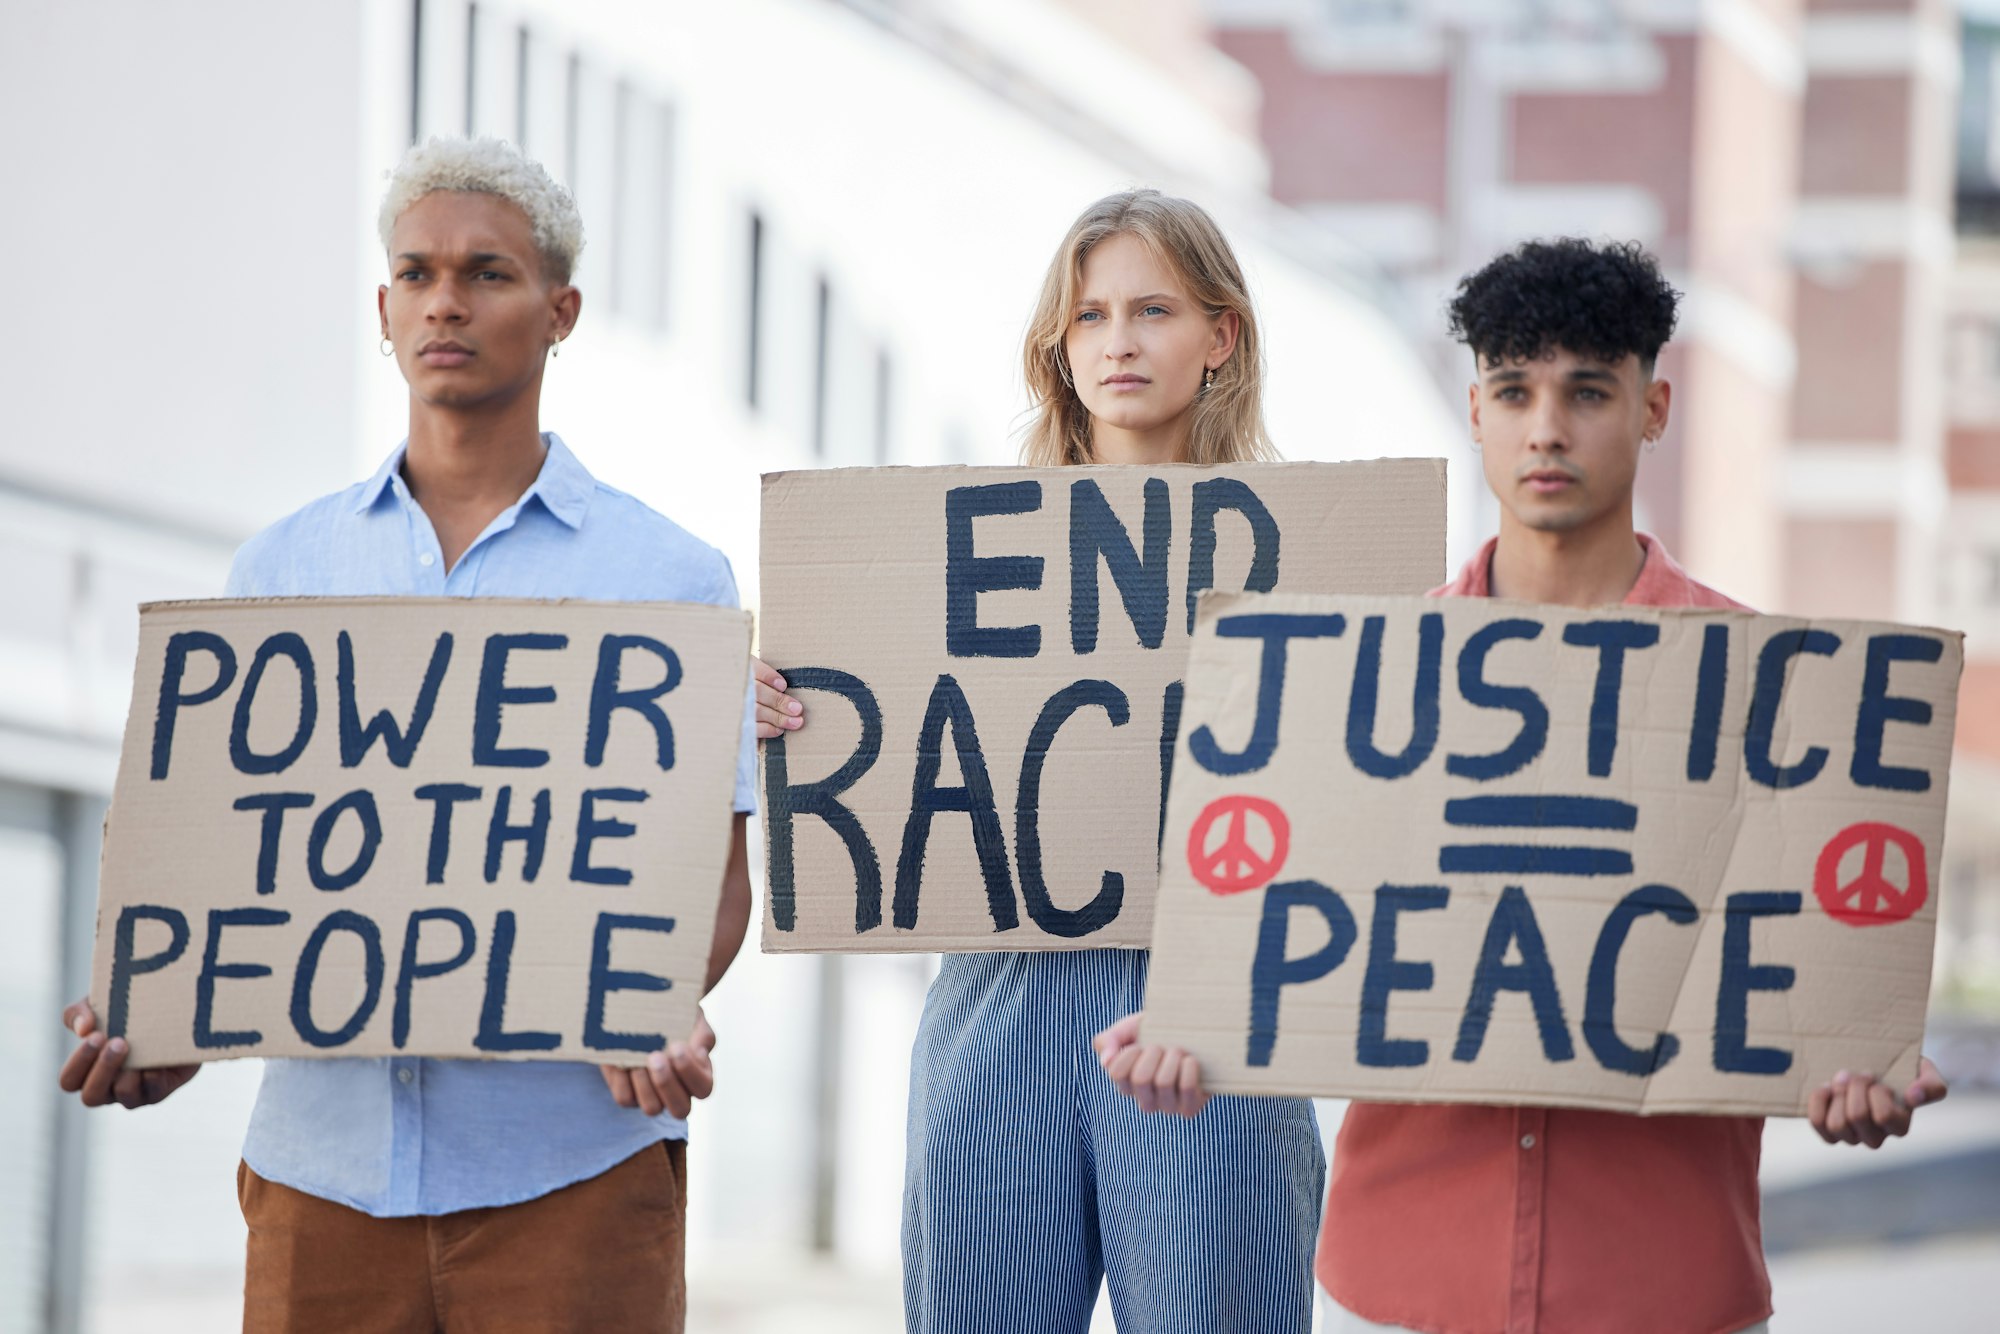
(758, 462), (1445, 953)
(1142, 592), (1963, 1115)
(91, 598), (751, 1067)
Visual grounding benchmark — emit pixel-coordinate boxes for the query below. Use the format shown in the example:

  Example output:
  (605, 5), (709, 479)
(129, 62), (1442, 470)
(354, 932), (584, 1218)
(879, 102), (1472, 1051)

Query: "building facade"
(4, 1), (1464, 1328)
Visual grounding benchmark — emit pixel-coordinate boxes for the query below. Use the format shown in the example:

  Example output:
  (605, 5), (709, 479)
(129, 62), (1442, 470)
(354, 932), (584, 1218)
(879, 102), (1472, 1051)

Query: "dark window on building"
(464, 2), (479, 135)
(409, 0), (425, 143)
(564, 53), (581, 186)
(653, 102), (676, 330)
(611, 81), (632, 316)
(812, 277), (833, 457)
(746, 212), (766, 410)
(514, 25), (530, 146)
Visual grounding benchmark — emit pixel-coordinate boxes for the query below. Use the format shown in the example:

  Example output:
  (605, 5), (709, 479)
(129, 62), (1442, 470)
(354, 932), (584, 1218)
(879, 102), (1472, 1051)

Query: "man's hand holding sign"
(74, 597), (750, 1085)
(1120, 591), (1961, 1120)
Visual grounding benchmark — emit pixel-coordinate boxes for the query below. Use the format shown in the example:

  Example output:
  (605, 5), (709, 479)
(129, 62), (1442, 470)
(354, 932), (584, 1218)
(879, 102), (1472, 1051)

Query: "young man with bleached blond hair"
(58, 136), (754, 1333)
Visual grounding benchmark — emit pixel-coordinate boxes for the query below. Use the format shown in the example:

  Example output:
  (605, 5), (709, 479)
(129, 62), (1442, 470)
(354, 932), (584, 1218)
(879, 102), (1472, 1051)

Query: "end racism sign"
(91, 598), (751, 1067)
(758, 463), (1445, 953)
(1142, 592), (1963, 1116)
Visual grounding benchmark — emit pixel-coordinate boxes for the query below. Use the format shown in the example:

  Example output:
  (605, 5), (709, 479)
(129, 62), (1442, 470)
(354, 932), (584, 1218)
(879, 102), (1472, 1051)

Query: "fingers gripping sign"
(753, 656), (804, 739)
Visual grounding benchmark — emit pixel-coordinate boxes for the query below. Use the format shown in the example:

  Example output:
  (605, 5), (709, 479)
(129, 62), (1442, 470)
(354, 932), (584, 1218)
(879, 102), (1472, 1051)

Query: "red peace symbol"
(1187, 796), (1291, 896)
(1813, 822), (1928, 927)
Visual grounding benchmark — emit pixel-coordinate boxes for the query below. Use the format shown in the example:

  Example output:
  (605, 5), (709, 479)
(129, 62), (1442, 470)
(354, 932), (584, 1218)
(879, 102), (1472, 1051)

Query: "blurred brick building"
(1206, 0), (1998, 1003)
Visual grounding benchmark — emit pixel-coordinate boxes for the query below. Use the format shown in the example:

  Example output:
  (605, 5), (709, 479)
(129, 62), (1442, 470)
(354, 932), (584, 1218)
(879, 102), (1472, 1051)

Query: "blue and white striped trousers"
(903, 948), (1325, 1333)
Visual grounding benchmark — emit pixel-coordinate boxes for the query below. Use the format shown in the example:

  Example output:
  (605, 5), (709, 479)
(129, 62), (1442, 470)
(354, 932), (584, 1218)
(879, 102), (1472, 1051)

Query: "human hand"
(1092, 1012), (1210, 1118)
(1807, 1056), (1948, 1148)
(753, 656), (803, 739)
(56, 999), (199, 1109)
(600, 1009), (717, 1118)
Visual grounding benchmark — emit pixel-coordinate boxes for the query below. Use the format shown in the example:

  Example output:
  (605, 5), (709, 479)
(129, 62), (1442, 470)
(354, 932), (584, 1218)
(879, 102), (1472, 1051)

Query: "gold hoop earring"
(379, 337), (394, 357)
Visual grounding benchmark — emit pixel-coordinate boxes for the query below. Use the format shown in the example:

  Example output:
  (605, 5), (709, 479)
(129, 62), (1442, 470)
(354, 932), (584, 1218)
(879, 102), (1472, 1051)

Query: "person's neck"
(1089, 418), (1191, 466)
(1488, 506), (1646, 608)
(401, 391), (548, 569)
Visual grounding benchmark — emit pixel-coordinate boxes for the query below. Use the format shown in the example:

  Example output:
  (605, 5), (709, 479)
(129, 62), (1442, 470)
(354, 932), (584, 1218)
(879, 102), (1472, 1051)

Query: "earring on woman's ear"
(552, 336), (562, 358)
(379, 337), (394, 357)
(1204, 366), (1216, 389)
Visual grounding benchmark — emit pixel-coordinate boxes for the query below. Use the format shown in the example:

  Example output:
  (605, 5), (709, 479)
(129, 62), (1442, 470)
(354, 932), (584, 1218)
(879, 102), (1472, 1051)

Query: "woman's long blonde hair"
(1021, 189), (1276, 467)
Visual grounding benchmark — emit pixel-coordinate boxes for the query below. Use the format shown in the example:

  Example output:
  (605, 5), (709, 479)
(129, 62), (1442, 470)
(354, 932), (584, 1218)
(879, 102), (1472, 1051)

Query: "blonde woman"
(757, 190), (1322, 1332)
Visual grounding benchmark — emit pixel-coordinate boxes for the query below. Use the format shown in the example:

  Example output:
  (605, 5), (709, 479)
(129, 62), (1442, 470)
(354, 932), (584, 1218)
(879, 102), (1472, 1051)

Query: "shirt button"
(418, 552), (436, 568)
(397, 1066), (415, 1085)
(1520, 1134), (1537, 1149)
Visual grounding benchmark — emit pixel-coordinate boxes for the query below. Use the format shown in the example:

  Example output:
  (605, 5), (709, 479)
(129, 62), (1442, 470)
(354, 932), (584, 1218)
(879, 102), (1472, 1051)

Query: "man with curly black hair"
(1311, 237), (1950, 1333)
(1096, 237), (1952, 1334)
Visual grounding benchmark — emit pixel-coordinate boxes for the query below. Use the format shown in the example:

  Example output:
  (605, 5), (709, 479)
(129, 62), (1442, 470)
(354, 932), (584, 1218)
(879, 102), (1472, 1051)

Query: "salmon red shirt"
(1317, 533), (1773, 1334)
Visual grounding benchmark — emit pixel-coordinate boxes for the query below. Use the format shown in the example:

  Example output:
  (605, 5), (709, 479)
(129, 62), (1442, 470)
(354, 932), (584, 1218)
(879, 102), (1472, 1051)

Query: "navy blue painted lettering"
(584, 635), (680, 769)
(1070, 478), (1169, 654)
(475, 910), (561, 1051)
(763, 668), (884, 933)
(393, 908), (476, 1048)
(1852, 633), (1944, 792)
(1186, 478), (1279, 634)
(1453, 885), (1573, 1064)
(1346, 613), (1443, 779)
(194, 907), (288, 1049)
(472, 633), (566, 767)
(413, 783), (482, 884)
(289, 910), (384, 1049)
(1015, 680), (1128, 938)
(338, 630), (451, 767)
(1447, 619), (1548, 781)
(484, 786), (551, 883)
(108, 906), (190, 1040)
(305, 790), (382, 892)
(1561, 620), (1661, 777)
(945, 482), (1043, 658)
(1158, 679), (1183, 853)
(572, 787), (649, 885)
(1584, 884), (1696, 1075)
(1187, 613), (1345, 776)
(1715, 891), (1800, 1075)
(895, 675), (1014, 932)
(1358, 884), (1449, 1067)
(228, 632), (317, 776)
(1686, 623), (1730, 782)
(1745, 630), (1839, 789)
(152, 631), (236, 779)
(232, 792), (314, 895)
(584, 913), (677, 1052)
(1248, 880), (1358, 1067)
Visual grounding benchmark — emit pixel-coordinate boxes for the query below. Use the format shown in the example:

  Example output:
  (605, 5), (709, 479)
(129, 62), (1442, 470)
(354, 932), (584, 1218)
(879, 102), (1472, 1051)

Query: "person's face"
(377, 190), (578, 411)
(1064, 232), (1237, 441)
(1469, 347), (1668, 534)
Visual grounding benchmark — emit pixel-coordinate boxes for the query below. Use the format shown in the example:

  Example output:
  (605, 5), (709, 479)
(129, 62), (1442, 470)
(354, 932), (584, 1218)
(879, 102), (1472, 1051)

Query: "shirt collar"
(1437, 531), (1686, 604)
(352, 432), (594, 530)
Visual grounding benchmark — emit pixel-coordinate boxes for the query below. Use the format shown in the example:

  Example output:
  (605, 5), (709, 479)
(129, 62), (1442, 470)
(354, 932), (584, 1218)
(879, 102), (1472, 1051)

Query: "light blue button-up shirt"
(227, 434), (756, 1216)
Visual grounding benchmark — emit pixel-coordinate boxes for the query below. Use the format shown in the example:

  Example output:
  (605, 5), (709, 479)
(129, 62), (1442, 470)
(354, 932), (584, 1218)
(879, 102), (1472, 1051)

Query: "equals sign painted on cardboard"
(1438, 795), (1637, 876)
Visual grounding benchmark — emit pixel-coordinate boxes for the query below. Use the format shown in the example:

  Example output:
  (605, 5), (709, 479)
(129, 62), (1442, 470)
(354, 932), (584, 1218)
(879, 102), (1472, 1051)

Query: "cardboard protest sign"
(91, 598), (751, 1067)
(758, 462), (1445, 953)
(1141, 592), (1963, 1115)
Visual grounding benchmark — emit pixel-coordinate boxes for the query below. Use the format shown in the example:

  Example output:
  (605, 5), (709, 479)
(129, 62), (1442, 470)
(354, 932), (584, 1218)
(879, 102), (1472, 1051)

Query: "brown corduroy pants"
(238, 1142), (686, 1333)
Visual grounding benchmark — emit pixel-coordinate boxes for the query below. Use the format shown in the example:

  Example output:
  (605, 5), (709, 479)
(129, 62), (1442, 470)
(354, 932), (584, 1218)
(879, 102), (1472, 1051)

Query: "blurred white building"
(0, 1), (1464, 1329)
